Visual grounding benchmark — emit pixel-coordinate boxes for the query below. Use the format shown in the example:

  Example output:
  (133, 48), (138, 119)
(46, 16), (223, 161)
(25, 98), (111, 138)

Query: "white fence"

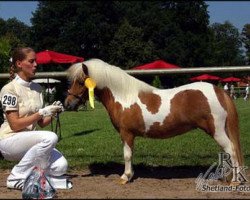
(0, 66), (250, 79)
(0, 65), (250, 79)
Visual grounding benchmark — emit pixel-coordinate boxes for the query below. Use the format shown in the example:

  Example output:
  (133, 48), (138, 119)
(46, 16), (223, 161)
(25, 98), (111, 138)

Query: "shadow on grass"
(74, 129), (101, 136)
(86, 162), (210, 181)
(62, 129), (101, 139)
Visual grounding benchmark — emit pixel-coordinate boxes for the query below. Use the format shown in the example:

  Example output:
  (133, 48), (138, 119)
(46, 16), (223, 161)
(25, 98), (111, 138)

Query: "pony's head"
(64, 62), (89, 110)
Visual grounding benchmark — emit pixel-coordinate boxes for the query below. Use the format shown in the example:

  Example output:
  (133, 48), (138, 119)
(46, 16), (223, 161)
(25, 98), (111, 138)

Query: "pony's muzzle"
(64, 98), (79, 111)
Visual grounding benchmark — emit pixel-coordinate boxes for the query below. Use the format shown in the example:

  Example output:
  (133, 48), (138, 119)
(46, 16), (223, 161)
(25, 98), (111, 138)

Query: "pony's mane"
(67, 59), (155, 104)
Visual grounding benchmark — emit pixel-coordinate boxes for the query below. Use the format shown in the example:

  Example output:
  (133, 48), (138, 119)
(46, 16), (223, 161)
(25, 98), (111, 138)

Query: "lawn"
(1, 99), (250, 171)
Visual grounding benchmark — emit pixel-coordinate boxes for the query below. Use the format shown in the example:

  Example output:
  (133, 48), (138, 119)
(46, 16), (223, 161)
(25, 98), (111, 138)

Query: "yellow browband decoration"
(84, 78), (96, 109)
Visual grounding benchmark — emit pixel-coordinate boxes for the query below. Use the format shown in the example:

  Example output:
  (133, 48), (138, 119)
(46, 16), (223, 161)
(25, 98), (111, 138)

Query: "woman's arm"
(37, 116), (53, 128)
(6, 110), (56, 130)
(6, 110), (43, 132)
(5, 100), (62, 131)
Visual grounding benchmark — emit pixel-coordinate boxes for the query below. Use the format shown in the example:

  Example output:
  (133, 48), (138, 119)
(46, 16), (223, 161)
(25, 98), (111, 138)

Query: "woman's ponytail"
(9, 63), (15, 81)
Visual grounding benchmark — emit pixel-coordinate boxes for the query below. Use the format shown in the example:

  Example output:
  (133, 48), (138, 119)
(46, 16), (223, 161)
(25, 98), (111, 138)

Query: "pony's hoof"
(119, 172), (134, 184)
(229, 181), (241, 187)
(119, 178), (128, 185)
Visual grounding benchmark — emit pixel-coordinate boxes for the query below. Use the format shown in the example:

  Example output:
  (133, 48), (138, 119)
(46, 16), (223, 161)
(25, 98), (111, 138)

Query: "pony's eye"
(78, 81), (85, 86)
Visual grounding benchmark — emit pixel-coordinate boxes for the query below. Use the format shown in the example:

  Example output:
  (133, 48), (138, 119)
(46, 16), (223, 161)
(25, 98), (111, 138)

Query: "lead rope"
(55, 113), (62, 141)
(50, 117), (53, 132)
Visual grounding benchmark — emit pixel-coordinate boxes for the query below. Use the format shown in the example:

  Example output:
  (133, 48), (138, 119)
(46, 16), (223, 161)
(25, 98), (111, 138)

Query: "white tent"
(32, 78), (61, 83)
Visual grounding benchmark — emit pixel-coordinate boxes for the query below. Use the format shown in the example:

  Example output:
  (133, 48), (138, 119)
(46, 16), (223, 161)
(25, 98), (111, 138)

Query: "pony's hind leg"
(212, 88), (245, 183)
(198, 116), (236, 168)
(119, 130), (135, 184)
(213, 128), (240, 183)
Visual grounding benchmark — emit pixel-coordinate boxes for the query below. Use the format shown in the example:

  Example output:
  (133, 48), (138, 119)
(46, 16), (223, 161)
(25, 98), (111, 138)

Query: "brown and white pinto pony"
(64, 58), (244, 184)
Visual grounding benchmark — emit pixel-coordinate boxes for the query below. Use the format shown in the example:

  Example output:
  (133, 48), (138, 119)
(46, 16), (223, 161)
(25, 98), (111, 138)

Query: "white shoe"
(48, 176), (73, 189)
(7, 179), (25, 190)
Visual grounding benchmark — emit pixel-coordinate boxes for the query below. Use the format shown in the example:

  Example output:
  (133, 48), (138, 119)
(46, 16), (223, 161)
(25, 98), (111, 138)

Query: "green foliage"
(0, 17), (31, 47)
(108, 19), (155, 68)
(31, 1), (121, 58)
(29, 1), (220, 69)
(209, 21), (245, 66)
(151, 75), (162, 88)
(0, 17), (32, 73)
(4, 18), (31, 45)
(159, 1), (211, 67)
(0, 36), (11, 73)
(0, 32), (30, 73)
(242, 24), (250, 65)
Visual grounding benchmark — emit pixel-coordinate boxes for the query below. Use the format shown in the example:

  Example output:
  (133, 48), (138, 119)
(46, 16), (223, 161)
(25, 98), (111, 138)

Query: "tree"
(209, 21), (245, 66)
(122, 1), (211, 67)
(108, 19), (155, 68)
(30, 1), (214, 68)
(0, 32), (25, 73)
(242, 24), (250, 65)
(29, 1), (246, 71)
(31, 1), (81, 52)
(0, 35), (12, 73)
(0, 18), (7, 35)
(31, 1), (121, 59)
(0, 17), (32, 73)
(159, 1), (211, 67)
(4, 18), (31, 46)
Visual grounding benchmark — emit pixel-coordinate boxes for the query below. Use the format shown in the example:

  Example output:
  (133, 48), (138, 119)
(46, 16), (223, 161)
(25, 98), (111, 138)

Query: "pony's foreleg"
(119, 130), (135, 184)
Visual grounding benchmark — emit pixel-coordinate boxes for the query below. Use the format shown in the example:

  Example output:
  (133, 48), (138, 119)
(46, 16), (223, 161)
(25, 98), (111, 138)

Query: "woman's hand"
(38, 101), (64, 128)
(38, 102), (64, 117)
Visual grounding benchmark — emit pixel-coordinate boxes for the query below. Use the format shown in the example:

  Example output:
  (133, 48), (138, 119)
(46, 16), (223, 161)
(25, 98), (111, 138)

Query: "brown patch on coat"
(145, 89), (216, 138)
(138, 92), (161, 114)
(96, 87), (146, 137)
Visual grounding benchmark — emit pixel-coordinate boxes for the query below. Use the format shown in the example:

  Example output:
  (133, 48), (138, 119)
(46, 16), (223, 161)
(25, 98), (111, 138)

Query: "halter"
(67, 77), (96, 109)
(67, 91), (86, 105)
(67, 78), (90, 105)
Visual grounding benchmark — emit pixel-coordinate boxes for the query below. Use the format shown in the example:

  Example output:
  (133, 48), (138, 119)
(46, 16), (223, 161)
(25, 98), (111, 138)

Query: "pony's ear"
(82, 63), (89, 76)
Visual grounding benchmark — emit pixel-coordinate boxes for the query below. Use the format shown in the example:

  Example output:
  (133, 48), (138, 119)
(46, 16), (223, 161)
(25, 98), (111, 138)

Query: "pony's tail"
(224, 93), (244, 167)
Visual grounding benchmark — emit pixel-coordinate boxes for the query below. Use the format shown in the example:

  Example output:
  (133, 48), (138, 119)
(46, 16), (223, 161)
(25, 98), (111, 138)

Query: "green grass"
(1, 99), (250, 171)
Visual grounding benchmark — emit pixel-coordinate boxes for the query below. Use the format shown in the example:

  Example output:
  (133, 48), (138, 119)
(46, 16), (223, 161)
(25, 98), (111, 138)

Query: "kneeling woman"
(0, 47), (68, 190)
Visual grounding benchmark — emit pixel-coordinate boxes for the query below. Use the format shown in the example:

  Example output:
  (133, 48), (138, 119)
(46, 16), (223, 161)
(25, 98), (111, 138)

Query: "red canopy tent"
(221, 77), (241, 82)
(132, 60), (180, 70)
(190, 74), (221, 81)
(36, 50), (84, 64)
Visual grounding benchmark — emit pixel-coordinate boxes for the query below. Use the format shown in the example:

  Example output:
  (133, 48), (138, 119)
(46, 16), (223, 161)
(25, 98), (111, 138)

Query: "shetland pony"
(64, 58), (244, 184)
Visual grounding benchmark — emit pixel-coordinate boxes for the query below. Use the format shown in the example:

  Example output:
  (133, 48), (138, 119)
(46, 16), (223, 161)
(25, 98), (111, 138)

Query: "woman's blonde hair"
(9, 47), (35, 80)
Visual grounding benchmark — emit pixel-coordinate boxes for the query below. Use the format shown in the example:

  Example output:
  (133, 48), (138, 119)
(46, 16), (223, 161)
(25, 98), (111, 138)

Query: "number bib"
(1, 94), (18, 108)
